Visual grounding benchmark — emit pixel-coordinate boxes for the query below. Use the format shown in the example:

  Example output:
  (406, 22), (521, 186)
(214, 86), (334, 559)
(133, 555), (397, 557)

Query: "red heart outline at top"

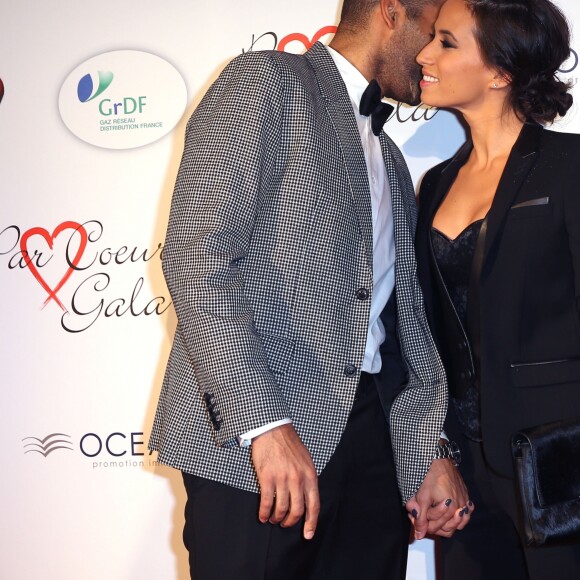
(20, 221), (88, 311)
(277, 25), (337, 53)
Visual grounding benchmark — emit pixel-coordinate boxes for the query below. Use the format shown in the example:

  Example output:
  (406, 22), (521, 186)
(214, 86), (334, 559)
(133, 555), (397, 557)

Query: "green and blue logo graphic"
(77, 71), (113, 103)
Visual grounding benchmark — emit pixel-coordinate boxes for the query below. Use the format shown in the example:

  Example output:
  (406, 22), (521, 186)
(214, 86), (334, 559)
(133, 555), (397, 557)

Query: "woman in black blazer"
(415, 0), (580, 578)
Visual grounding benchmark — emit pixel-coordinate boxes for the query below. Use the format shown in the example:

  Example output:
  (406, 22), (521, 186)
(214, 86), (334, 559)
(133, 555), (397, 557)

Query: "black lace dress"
(431, 220), (484, 441)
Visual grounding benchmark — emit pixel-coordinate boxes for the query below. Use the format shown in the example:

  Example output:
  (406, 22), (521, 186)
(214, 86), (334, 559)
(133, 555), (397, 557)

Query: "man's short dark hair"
(340, 0), (437, 27)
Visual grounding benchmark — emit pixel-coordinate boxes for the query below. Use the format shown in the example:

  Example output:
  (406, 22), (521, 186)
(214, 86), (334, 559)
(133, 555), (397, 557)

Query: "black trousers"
(182, 371), (410, 580)
(438, 434), (580, 580)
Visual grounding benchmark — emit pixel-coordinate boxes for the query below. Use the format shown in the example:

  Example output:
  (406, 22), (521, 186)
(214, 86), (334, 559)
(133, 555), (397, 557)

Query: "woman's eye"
(440, 39), (456, 49)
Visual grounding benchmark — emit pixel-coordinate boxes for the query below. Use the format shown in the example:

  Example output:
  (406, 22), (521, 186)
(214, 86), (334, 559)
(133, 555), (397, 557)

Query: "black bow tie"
(359, 79), (394, 136)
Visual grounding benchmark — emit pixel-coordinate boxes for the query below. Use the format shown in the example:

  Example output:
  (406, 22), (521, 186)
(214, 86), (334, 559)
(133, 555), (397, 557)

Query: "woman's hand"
(405, 458), (473, 539)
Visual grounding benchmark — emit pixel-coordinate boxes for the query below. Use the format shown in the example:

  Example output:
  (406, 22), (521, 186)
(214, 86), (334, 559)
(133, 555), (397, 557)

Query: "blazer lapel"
(305, 43), (374, 270)
(378, 131), (416, 257)
(428, 140), (473, 223)
(482, 123), (543, 269)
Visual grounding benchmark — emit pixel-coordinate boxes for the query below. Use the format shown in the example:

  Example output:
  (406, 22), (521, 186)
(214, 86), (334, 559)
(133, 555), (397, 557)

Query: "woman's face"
(416, 0), (498, 112)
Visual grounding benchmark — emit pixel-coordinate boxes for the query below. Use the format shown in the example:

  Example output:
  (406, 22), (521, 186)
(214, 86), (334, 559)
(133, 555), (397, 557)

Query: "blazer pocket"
(511, 358), (580, 388)
(509, 199), (552, 219)
(511, 196), (549, 209)
(261, 333), (296, 376)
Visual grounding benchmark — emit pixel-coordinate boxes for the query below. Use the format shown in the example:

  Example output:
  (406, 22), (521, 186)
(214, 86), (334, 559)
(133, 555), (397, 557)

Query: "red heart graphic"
(20, 221), (88, 311)
(277, 25), (337, 53)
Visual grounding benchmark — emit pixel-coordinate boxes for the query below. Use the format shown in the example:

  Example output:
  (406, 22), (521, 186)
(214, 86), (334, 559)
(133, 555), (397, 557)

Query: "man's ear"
(380, 0), (406, 31)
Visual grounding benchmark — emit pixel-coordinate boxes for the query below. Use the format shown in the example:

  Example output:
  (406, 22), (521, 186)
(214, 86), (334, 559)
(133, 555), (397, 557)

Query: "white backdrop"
(1, 1), (578, 578)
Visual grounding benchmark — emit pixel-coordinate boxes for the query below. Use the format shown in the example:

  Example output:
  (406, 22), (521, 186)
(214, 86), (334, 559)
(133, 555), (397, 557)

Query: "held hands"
(251, 423), (320, 540)
(405, 458), (473, 539)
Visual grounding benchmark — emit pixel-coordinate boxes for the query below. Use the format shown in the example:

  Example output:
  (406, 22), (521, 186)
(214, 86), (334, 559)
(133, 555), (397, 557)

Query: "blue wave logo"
(77, 71), (113, 103)
(22, 433), (73, 457)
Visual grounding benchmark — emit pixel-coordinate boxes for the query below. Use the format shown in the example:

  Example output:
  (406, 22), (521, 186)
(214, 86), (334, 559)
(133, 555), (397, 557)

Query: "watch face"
(437, 441), (462, 465)
(449, 441), (462, 465)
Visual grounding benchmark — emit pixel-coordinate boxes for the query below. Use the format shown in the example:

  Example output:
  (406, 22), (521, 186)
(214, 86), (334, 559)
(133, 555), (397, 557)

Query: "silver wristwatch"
(434, 440), (462, 466)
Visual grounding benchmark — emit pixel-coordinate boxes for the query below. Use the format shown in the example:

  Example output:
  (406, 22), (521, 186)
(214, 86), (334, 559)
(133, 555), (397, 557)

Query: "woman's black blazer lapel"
(429, 140), (473, 215)
(480, 123), (543, 279)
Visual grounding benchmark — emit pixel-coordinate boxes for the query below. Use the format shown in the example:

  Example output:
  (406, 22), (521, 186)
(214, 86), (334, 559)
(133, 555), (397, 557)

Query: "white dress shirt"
(326, 46), (395, 374)
(238, 46), (396, 445)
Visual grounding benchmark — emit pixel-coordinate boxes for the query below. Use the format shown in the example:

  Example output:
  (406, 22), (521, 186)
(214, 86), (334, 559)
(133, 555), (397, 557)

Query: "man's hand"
(405, 458), (473, 539)
(251, 423), (320, 540)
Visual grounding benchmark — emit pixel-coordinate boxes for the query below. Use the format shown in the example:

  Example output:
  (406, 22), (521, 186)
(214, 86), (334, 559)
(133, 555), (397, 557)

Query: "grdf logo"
(59, 50), (187, 149)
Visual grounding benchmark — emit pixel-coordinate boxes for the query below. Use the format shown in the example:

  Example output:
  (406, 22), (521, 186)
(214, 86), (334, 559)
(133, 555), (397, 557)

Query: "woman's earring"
(492, 82), (498, 88)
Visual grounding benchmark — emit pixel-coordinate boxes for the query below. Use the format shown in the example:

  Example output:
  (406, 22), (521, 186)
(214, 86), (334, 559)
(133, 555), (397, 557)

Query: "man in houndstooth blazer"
(150, 0), (470, 577)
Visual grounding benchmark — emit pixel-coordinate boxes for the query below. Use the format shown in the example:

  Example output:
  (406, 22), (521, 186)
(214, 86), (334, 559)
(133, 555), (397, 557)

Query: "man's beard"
(377, 22), (425, 106)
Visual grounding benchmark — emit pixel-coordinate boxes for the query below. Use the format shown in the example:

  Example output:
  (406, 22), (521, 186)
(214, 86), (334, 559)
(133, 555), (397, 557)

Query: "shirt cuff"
(237, 418), (293, 448)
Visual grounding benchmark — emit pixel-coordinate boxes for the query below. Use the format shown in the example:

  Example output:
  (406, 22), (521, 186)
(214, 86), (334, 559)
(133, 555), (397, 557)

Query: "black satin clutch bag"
(511, 417), (580, 546)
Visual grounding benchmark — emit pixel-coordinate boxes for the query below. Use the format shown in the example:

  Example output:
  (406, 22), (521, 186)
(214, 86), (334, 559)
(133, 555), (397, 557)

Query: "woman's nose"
(416, 42), (433, 66)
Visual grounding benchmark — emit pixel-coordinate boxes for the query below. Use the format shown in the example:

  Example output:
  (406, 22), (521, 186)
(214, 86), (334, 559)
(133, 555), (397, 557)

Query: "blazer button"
(344, 364), (357, 377)
(356, 288), (370, 301)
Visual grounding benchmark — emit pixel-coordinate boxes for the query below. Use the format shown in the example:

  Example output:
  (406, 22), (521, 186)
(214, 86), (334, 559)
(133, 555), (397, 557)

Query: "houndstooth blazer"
(149, 42), (447, 503)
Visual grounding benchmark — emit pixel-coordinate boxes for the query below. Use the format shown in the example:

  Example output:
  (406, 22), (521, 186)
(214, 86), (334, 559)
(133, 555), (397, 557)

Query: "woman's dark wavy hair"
(466, 0), (573, 123)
